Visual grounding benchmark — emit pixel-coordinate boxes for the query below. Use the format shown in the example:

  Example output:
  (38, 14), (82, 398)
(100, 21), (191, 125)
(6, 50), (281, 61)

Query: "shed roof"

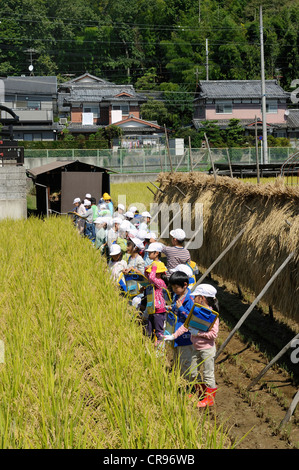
(195, 80), (290, 100)
(26, 159), (115, 178)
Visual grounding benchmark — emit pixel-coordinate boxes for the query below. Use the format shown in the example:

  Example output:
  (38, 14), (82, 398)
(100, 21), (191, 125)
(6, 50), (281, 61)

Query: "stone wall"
(0, 166), (27, 219)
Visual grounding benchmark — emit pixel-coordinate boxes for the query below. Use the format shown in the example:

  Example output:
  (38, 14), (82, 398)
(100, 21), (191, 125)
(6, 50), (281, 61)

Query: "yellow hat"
(103, 193), (111, 200)
(146, 261), (167, 274)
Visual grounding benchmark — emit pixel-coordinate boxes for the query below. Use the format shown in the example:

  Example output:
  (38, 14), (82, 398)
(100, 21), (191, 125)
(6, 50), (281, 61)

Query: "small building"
(26, 160), (112, 216)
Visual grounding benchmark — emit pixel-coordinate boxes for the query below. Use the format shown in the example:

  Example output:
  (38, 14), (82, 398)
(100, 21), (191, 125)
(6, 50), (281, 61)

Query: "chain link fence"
(24, 146), (296, 174)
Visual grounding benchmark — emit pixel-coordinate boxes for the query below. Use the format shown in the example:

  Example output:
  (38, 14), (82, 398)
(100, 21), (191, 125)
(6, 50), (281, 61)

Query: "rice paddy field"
(0, 216), (232, 449)
(9, 172), (298, 449)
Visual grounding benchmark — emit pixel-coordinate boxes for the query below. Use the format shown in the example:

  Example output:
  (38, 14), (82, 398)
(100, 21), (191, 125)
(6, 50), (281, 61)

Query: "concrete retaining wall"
(0, 166), (27, 220)
(110, 173), (158, 183)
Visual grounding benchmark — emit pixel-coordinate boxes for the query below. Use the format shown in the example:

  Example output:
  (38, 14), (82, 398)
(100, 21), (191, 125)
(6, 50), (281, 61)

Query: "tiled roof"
(4, 76), (57, 95)
(286, 110), (299, 128)
(64, 86), (146, 103)
(195, 80), (290, 100)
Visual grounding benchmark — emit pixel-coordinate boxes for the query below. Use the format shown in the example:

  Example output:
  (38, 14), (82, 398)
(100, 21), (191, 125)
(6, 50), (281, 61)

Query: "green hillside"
(1, 0), (298, 90)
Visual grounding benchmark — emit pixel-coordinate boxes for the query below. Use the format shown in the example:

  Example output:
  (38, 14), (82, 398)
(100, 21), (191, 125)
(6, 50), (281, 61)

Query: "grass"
(241, 176), (298, 186)
(0, 216), (232, 449)
(110, 181), (158, 212)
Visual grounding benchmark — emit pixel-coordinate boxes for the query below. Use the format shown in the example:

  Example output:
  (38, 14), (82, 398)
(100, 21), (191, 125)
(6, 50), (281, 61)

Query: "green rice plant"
(0, 216), (232, 449)
(110, 182), (157, 212)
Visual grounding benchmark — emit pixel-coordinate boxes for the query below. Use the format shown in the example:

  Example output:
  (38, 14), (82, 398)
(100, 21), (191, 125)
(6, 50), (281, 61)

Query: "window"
(215, 101), (232, 114)
(83, 105), (100, 118)
(112, 104), (129, 115)
(27, 100), (41, 110)
(266, 100), (278, 113)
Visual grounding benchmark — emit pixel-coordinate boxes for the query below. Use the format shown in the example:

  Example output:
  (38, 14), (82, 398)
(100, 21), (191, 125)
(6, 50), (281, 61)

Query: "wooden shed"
(26, 160), (113, 216)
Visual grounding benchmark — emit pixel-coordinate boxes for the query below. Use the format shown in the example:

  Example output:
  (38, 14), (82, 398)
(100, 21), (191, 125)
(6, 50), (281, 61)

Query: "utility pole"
(195, 67), (199, 88)
(259, 5), (268, 164)
(206, 39), (209, 81)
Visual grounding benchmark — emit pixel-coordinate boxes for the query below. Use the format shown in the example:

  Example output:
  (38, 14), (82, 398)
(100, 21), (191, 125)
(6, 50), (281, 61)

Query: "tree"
(198, 120), (225, 147)
(103, 125), (123, 148)
(140, 98), (168, 125)
(224, 119), (246, 147)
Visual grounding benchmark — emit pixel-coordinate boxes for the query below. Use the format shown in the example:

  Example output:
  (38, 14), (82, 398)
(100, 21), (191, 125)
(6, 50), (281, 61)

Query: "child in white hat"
(164, 283), (219, 408)
(108, 244), (127, 280)
(123, 237), (145, 275)
(138, 211), (151, 232)
(160, 229), (191, 276)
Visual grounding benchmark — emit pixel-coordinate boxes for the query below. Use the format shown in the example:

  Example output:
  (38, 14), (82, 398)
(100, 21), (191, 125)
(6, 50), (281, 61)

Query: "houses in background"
(57, 73), (146, 133)
(0, 74), (298, 145)
(193, 80), (299, 141)
(0, 76), (58, 141)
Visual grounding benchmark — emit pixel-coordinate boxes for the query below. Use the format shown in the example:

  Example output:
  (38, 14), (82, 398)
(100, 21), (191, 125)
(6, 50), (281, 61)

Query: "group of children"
(71, 192), (220, 408)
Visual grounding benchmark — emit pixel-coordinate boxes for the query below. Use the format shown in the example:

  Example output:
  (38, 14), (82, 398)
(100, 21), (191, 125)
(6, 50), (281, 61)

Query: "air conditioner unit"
(59, 118), (67, 125)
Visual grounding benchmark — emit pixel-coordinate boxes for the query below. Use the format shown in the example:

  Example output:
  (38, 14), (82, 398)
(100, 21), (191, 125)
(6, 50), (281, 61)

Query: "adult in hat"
(79, 199), (96, 241)
(72, 197), (86, 235)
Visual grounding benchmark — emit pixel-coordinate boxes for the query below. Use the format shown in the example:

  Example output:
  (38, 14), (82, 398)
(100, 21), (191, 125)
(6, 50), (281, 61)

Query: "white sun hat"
(84, 199), (91, 206)
(170, 264), (193, 277)
(94, 217), (110, 225)
(73, 197), (81, 204)
(136, 230), (148, 240)
(94, 217), (104, 224)
(145, 242), (163, 252)
(124, 211), (134, 219)
(130, 237), (144, 250)
(141, 211), (151, 218)
(109, 244), (122, 256)
(119, 220), (131, 232)
(85, 193), (91, 198)
(129, 206), (138, 213)
(145, 232), (157, 240)
(117, 203), (125, 211)
(128, 228), (138, 238)
(112, 217), (122, 225)
(170, 228), (186, 241)
(190, 284), (217, 298)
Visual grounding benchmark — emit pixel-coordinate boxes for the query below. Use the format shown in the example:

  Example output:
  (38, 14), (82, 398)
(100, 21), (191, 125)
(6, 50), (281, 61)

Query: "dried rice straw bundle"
(155, 173), (299, 323)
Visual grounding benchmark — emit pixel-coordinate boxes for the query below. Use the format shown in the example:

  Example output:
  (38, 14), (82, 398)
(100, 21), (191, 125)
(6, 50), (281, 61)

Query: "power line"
(1, 15), (259, 31)
(0, 36), (297, 48)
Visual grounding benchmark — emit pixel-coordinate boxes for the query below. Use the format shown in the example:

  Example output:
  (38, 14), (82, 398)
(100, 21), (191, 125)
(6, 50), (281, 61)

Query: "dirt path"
(202, 277), (299, 449)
